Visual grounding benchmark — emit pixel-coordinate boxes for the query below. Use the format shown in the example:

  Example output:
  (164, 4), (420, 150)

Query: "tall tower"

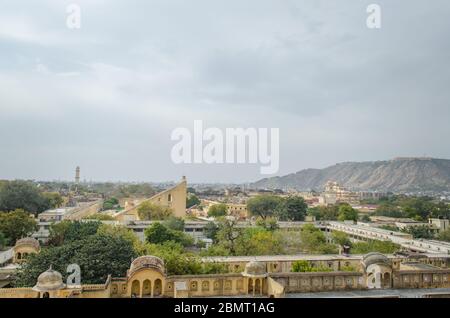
(75, 166), (80, 184)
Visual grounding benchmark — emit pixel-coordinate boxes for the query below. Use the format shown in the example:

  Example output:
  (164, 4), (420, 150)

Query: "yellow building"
(114, 177), (187, 221)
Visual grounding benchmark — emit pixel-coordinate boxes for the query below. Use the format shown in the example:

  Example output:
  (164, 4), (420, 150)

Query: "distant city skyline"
(1, 1), (450, 183)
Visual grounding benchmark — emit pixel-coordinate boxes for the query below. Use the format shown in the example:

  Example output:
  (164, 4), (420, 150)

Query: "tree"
(204, 221), (219, 242)
(163, 216), (185, 232)
(0, 232), (6, 250)
(0, 209), (38, 245)
(186, 194), (200, 208)
(0, 180), (51, 215)
(277, 196), (307, 221)
(299, 224), (338, 254)
(15, 233), (137, 286)
(215, 218), (242, 255)
(41, 192), (64, 209)
(374, 203), (405, 218)
(235, 228), (283, 256)
(102, 197), (119, 210)
(208, 204), (227, 217)
(437, 228), (450, 242)
(144, 222), (193, 246)
(255, 216), (279, 231)
(351, 240), (400, 254)
(331, 231), (351, 247)
(48, 220), (101, 246)
(247, 195), (281, 220)
(337, 204), (358, 222)
(402, 225), (435, 239)
(292, 260), (332, 273)
(137, 201), (173, 220)
(307, 205), (339, 221)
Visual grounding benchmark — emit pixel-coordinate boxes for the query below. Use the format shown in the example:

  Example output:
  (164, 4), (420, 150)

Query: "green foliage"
(331, 231), (351, 247)
(214, 218), (243, 255)
(299, 224), (338, 254)
(144, 241), (227, 275)
(186, 194), (200, 208)
(207, 203), (228, 217)
(0, 232), (6, 250)
(15, 233), (137, 287)
(374, 203), (406, 218)
(359, 214), (371, 222)
(41, 192), (64, 209)
(102, 197), (119, 210)
(235, 227), (283, 256)
(351, 240), (400, 254)
(379, 225), (399, 232)
(246, 195), (282, 220)
(402, 225), (435, 239)
(291, 260), (333, 273)
(163, 216), (185, 232)
(337, 204), (358, 222)
(437, 228), (450, 242)
(204, 221), (219, 242)
(0, 209), (38, 245)
(0, 180), (52, 215)
(48, 220), (101, 246)
(255, 216), (279, 231)
(96, 223), (145, 255)
(277, 196), (307, 221)
(144, 222), (193, 247)
(307, 205), (339, 221)
(137, 201), (173, 220)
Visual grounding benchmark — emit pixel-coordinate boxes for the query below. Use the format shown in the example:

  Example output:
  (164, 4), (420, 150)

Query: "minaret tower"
(75, 166), (80, 184)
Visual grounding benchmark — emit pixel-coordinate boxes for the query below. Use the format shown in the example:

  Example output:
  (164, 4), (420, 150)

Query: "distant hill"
(251, 158), (450, 193)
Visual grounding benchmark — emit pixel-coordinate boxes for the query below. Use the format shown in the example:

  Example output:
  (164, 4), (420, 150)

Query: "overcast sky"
(0, 0), (449, 183)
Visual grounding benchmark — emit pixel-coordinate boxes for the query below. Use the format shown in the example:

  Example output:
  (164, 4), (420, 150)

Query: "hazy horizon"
(1, 1), (450, 183)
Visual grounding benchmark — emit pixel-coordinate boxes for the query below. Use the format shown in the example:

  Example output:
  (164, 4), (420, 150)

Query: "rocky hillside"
(251, 158), (450, 192)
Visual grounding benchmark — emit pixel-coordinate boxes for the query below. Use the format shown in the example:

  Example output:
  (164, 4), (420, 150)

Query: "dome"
(242, 261), (267, 277)
(14, 237), (40, 250)
(129, 256), (165, 277)
(362, 252), (391, 269)
(32, 266), (65, 292)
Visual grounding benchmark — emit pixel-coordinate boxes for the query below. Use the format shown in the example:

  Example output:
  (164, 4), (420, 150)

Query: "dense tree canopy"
(144, 222), (193, 247)
(137, 202), (173, 220)
(337, 204), (358, 222)
(277, 196), (308, 221)
(15, 233), (137, 286)
(186, 194), (200, 208)
(48, 220), (101, 246)
(0, 209), (38, 245)
(207, 203), (227, 217)
(0, 181), (53, 215)
(246, 195), (282, 220)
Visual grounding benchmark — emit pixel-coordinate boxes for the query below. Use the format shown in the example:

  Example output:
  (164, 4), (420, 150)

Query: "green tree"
(291, 260), (332, 273)
(0, 232), (6, 250)
(299, 224), (338, 254)
(186, 194), (200, 208)
(331, 231), (351, 247)
(84, 213), (115, 221)
(307, 205), (339, 221)
(277, 196), (307, 221)
(208, 203), (228, 217)
(351, 240), (400, 254)
(337, 204), (358, 222)
(215, 218), (242, 255)
(144, 222), (193, 246)
(374, 203), (405, 218)
(42, 192), (64, 209)
(402, 225), (435, 239)
(437, 228), (450, 242)
(235, 227), (283, 256)
(255, 216), (279, 231)
(48, 220), (101, 246)
(96, 223), (145, 255)
(0, 209), (38, 245)
(247, 195), (281, 220)
(15, 233), (137, 286)
(137, 201), (173, 220)
(102, 197), (119, 210)
(0, 180), (51, 215)
(163, 216), (185, 232)
(204, 221), (219, 242)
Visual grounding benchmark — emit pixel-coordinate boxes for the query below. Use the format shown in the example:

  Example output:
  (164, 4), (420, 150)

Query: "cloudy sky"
(1, 0), (449, 183)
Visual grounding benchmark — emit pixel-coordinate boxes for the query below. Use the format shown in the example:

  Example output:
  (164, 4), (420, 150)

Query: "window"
(168, 194), (172, 202)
